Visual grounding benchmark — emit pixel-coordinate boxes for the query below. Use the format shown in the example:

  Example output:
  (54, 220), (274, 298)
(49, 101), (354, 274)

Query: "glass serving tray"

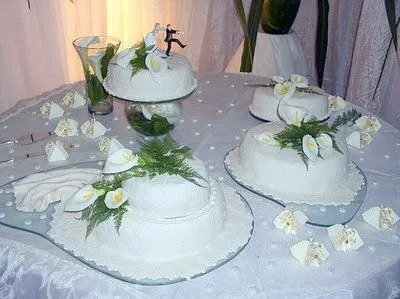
(224, 150), (367, 227)
(0, 161), (254, 285)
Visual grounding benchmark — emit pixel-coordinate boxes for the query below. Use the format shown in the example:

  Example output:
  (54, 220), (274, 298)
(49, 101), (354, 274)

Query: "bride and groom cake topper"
(145, 22), (187, 56)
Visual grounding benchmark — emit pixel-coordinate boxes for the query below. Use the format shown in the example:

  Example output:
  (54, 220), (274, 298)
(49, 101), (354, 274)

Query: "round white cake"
(226, 122), (364, 205)
(250, 86), (330, 121)
(104, 53), (198, 102)
(48, 158), (253, 280)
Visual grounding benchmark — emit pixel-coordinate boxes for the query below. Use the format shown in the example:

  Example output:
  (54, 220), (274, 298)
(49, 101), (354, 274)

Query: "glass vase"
(73, 36), (121, 115)
(125, 101), (181, 136)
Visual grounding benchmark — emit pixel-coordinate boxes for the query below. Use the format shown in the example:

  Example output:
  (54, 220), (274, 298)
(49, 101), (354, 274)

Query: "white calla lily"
(78, 36), (100, 48)
(273, 81), (296, 101)
(140, 103), (180, 124)
(75, 36), (100, 73)
(88, 50), (106, 83)
(145, 53), (168, 82)
(272, 75), (286, 84)
(290, 74), (308, 87)
(115, 47), (137, 68)
(316, 133), (333, 150)
(104, 188), (129, 209)
(64, 185), (100, 212)
(103, 148), (139, 174)
(278, 101), (308, 126)
(253, 132), (278, 146)
(302, 135), (318, 162)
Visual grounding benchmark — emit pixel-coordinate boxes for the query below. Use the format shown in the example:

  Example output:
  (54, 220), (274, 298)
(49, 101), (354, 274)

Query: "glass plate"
(0, 161), (254, 285)
(224, 150), (367, 227)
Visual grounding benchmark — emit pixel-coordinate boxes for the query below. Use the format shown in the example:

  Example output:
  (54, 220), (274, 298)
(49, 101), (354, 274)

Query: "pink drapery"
(0, 0), (399, 128)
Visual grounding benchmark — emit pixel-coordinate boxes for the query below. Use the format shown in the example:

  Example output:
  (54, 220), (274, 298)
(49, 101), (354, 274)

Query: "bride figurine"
(145, 22), (164, 53)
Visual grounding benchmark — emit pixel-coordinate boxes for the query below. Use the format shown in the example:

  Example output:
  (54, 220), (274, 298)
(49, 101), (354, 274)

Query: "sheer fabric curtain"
(0, 0), (241, 113)
(292, 0), (400, 128)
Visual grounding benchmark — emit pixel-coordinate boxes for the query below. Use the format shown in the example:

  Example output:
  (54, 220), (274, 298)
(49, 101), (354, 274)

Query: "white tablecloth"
(0, 73), (399, 298)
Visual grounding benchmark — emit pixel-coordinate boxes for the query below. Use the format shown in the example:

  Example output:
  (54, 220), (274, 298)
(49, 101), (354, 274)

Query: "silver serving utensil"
(0, 131), (53, 145)
(0, 144), (75, 165)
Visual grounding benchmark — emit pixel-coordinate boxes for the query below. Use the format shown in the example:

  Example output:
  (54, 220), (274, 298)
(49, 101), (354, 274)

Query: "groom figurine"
(164, 24), (186, 56)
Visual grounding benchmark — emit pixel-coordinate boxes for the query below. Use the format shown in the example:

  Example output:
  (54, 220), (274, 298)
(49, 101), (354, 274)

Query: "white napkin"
(12, 168), (101, 212)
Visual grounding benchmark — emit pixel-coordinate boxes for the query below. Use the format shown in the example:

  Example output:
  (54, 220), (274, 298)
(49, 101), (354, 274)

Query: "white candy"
(290, 240), (330, 268)
(362, 205), (399, 231)
(346, 131), (372, 149)
(273, 209), (308, 234)
(63, 92), (86, 108)
(54, 119), (79, 137)
(81, 120), (107, 139)
(45, 140), (68, 162)
(40, 102), (64, 120)
(328, 96), (346, 111)
(327, 224), (363, 251)
(99, 136), (125, 157)
(355, 116), (382, 132)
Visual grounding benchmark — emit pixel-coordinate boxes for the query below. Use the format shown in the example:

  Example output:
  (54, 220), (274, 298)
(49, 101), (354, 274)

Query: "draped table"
(0, 72), (399, 298)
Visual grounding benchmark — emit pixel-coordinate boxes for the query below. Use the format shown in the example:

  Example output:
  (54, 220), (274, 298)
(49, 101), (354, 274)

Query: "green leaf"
(101, 44), (116, 79)
(261, 0), (301, 34)
(316, 0), (329, 87)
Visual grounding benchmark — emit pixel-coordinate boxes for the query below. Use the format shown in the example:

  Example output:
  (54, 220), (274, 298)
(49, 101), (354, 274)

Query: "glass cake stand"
(118, 91), (194, 136)
(0, 161), (254, 285)
(224, 149), (367, 227)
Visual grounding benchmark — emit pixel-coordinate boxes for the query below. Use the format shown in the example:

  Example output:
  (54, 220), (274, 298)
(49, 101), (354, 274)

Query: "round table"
(0, 72), (399, 298)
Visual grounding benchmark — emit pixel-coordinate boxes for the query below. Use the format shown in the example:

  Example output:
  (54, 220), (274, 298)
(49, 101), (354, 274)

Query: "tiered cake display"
(103, 38), (197, 136)
(45, 137), (253, 282)
(225, 74), (366, 226)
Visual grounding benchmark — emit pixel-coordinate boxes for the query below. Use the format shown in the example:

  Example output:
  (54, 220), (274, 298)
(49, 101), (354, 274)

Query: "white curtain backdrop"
(0, 0), (242, 113)
(0, 0), (399, 128)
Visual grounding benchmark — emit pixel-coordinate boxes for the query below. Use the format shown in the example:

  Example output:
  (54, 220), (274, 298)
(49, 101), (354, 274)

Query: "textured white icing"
(123, 158), (210, 218)
(225, 122), (364, 205)
(48, 181), (253, 280)
(250, 87), (330, 121)
(104, 53), (198, 102)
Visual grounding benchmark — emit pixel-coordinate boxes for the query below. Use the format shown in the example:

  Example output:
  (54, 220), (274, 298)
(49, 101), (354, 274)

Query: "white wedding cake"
(226, 106), (364, 206)
(249, 74), (330, 122)
(46, 139), (253, 281)
(104, 50), (197, 102)
(250, 86), (330, 121)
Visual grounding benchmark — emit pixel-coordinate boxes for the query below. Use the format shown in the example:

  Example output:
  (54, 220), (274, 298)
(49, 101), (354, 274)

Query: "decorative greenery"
(137, 135), (204, 186)
(261, 0), (301, 34)
(274, 109), (361, 168)
(316, 0), (329, 87)
(80, 135), (204, 238)
(331, 108), (361, 129)
(129, 40), (153, 77)
(275, 117), (341, 168)
(234, 0), (264, 72)
(126, 108), (174, 136)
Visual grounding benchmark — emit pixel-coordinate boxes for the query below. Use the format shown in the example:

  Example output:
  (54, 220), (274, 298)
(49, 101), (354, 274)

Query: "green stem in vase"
(84, 71), (108, 107)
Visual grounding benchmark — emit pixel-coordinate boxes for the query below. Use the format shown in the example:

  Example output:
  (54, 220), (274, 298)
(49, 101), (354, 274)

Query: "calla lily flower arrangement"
(64, 135), (204, 238)
(253, 74), (361, 168)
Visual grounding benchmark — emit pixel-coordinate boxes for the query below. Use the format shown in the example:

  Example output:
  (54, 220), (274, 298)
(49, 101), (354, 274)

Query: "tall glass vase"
(73, 36), (121, 115)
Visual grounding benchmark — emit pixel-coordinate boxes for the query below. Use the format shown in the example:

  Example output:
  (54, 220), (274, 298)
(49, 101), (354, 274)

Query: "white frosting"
(250, 87), (330, 121)
(48, 180), (253, 280)
(122, 158), (210, 218)
(12, 168), (101, 212)
(226, 122), (364, 205)
(104, 53), (198, 102)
